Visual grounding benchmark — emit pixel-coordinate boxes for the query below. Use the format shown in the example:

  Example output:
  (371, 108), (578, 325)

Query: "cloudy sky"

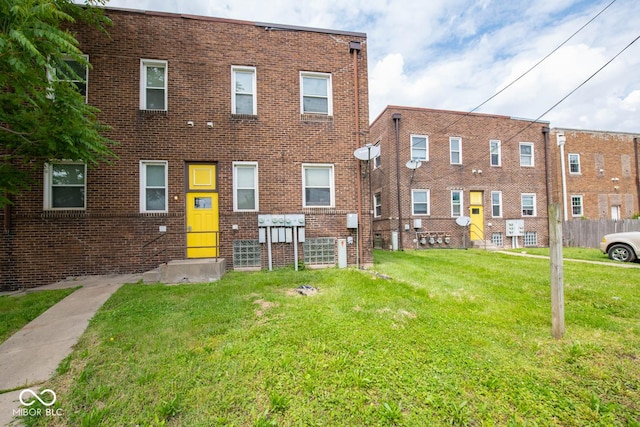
(92, 0), (639, 132)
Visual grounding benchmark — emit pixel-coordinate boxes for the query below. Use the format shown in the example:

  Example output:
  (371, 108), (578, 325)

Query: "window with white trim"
(374, 192), (382, 218)
(302, 164), (334, 207)
(411, 135), (428, 161)
(521, 193), (536, 217)
(373, 142), (381, 168)
(232, 66), (256, 115)
(571, 195), (583, 217)
(300, 72), (332, 115)
(451, 190), (463, 217)
(568, 153), (581, 174)
(140, 59), (167, 111)
(44, 162), (86, 210)
(491, 191), (502, 218)
(140, 161), (168, 212)
(233, 162), (258, 211)
(61, 55), (88, 102)
(450, 137), (462, 164)
(412, 189), (430, 215)
(490, 140), (501, 166)
(519, 142), (534, 167)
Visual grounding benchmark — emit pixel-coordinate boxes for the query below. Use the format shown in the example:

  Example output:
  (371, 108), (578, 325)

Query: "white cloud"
(91, 0), (640, 132)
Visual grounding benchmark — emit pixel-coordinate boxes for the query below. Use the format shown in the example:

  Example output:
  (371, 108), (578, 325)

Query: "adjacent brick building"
(0, 8), (371, 290)
(549, 128), (639, 220)
(370, 106), (551, 251)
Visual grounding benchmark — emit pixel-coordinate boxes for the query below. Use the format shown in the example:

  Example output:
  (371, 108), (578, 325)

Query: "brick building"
(369, 106), (551, 251)
(0, 8), (371, 290)
(549, 128), (640, 220)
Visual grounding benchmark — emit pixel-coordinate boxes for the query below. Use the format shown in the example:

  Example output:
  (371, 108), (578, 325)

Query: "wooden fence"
(563, 219), (640, 248)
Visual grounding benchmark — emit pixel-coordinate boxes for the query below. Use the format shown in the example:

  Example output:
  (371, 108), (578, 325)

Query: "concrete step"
(470, 240), (501, 250)
(143, 258), (226, 284)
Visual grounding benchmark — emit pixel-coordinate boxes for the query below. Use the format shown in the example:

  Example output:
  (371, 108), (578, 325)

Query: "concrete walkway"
(497, 250), (640, 268)
(0, 274), (141, 427)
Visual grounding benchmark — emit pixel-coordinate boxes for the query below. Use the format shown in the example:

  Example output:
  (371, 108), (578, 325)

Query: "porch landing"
(143, 258), (226, 284)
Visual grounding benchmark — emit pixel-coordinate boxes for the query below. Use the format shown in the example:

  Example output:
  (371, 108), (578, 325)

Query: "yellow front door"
(186, 164), (219, 258)
(469, 191), (484, 241)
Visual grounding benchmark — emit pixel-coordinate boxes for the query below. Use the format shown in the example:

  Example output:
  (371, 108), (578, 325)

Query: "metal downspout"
(351, 41), (362, 267)
(543, 127), (552, 205)
(392, 113), (403, 250)
(634, 137), (640, 214)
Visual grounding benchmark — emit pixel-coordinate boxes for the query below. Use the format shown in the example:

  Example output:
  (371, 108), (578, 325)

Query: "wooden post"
(549, 203), (565, 339)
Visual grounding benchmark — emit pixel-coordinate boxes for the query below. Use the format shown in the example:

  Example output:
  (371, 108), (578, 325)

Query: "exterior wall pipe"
(543, 127), (552, 206)
(351, 41), (362, 267)
(635, 137), (640, 213)
(392, 113), (403, 250)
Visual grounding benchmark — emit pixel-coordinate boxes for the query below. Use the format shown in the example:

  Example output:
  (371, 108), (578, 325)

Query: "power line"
(440, 0), (618, 133)
(503, 32), (640, 144)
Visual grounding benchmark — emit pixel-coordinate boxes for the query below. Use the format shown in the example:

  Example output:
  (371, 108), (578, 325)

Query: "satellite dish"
(353, 145), (380, 161)
(405, 160), (422, 170)
(455, 216), (471, 226)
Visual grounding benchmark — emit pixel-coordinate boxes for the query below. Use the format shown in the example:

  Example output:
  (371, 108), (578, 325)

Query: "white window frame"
(519, 142), (534, 167)
(374, 192), (382, 218)
(411, 189), (430, 216)
(61, 55), (89, 103)
(521, 193), (537, 217)
(491, 191), (503, 218)
(233, 162), (259, 212)
(373, 142), (381, 169)
(490, 140), (501, 167)
(451, 190), (463, 217)
(140, 59), (168, 111)
(231, 66), (257, 115)
(450, 137), (462, 165)
(568, 153), (581, 174)
(410, 134), (429, 161)
(140, 160), (168, 213)
(571, 195), (583, 217)
(300, 72), (332, 115)
(302, 163), (335, 208)
(43, 161), (87, 210)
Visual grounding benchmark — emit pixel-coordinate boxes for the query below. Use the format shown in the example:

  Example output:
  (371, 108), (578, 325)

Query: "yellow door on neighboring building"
(469, 191), (484, 241)
(186, 164), (219, 258)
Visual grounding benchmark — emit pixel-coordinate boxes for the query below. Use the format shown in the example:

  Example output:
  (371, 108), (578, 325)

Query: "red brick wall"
(370, 107), (550, 250)
(0, 9), (370, 290)
(549, 129), (639, 220)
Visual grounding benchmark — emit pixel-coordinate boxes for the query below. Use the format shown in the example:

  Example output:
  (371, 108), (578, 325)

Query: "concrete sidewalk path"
(0, 274), (141, 427)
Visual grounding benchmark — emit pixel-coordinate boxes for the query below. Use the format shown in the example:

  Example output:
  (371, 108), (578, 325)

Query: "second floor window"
(412, 189), (430, 215)
(450, 137), (462, 164)
(411, 135), (428, 161)
(232, 66), (256, 115)
(140, 59), (167, 111)
(301, 72), (332, 115)
(569, 154), (581, 174)
(60, 56), (88, 102)
(490, 140), (501, 166)
(520, 143), (534, 167)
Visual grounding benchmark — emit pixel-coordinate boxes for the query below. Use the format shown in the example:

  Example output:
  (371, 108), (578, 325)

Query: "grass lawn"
(0, 288), (78, 344)
(20, 250), (640, 426)
(504, 246), (619, 263)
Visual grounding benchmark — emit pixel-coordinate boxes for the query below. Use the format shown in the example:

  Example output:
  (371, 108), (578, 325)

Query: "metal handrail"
(141, 230), (220, 267)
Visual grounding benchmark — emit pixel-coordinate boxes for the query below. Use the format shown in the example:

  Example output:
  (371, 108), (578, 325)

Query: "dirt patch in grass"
(253, 299), (279, 318)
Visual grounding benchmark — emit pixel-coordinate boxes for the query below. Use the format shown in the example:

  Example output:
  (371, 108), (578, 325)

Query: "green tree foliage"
(0, 0), (116, 207)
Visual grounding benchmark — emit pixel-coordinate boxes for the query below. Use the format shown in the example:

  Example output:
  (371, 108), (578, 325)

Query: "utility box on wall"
(346, 213), (358, 229)
(506, 219), (525, 236)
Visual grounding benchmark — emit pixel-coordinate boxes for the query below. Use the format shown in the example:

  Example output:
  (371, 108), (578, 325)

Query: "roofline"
(551, 127), (640, 137)
(372, 105), (548, 126)
(100, 6), (367, 38)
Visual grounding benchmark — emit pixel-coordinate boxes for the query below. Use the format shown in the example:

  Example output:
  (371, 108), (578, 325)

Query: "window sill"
(300, 114), (333, 123)
(230, 114), (258, 121)
(139, 109), (168, 115)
